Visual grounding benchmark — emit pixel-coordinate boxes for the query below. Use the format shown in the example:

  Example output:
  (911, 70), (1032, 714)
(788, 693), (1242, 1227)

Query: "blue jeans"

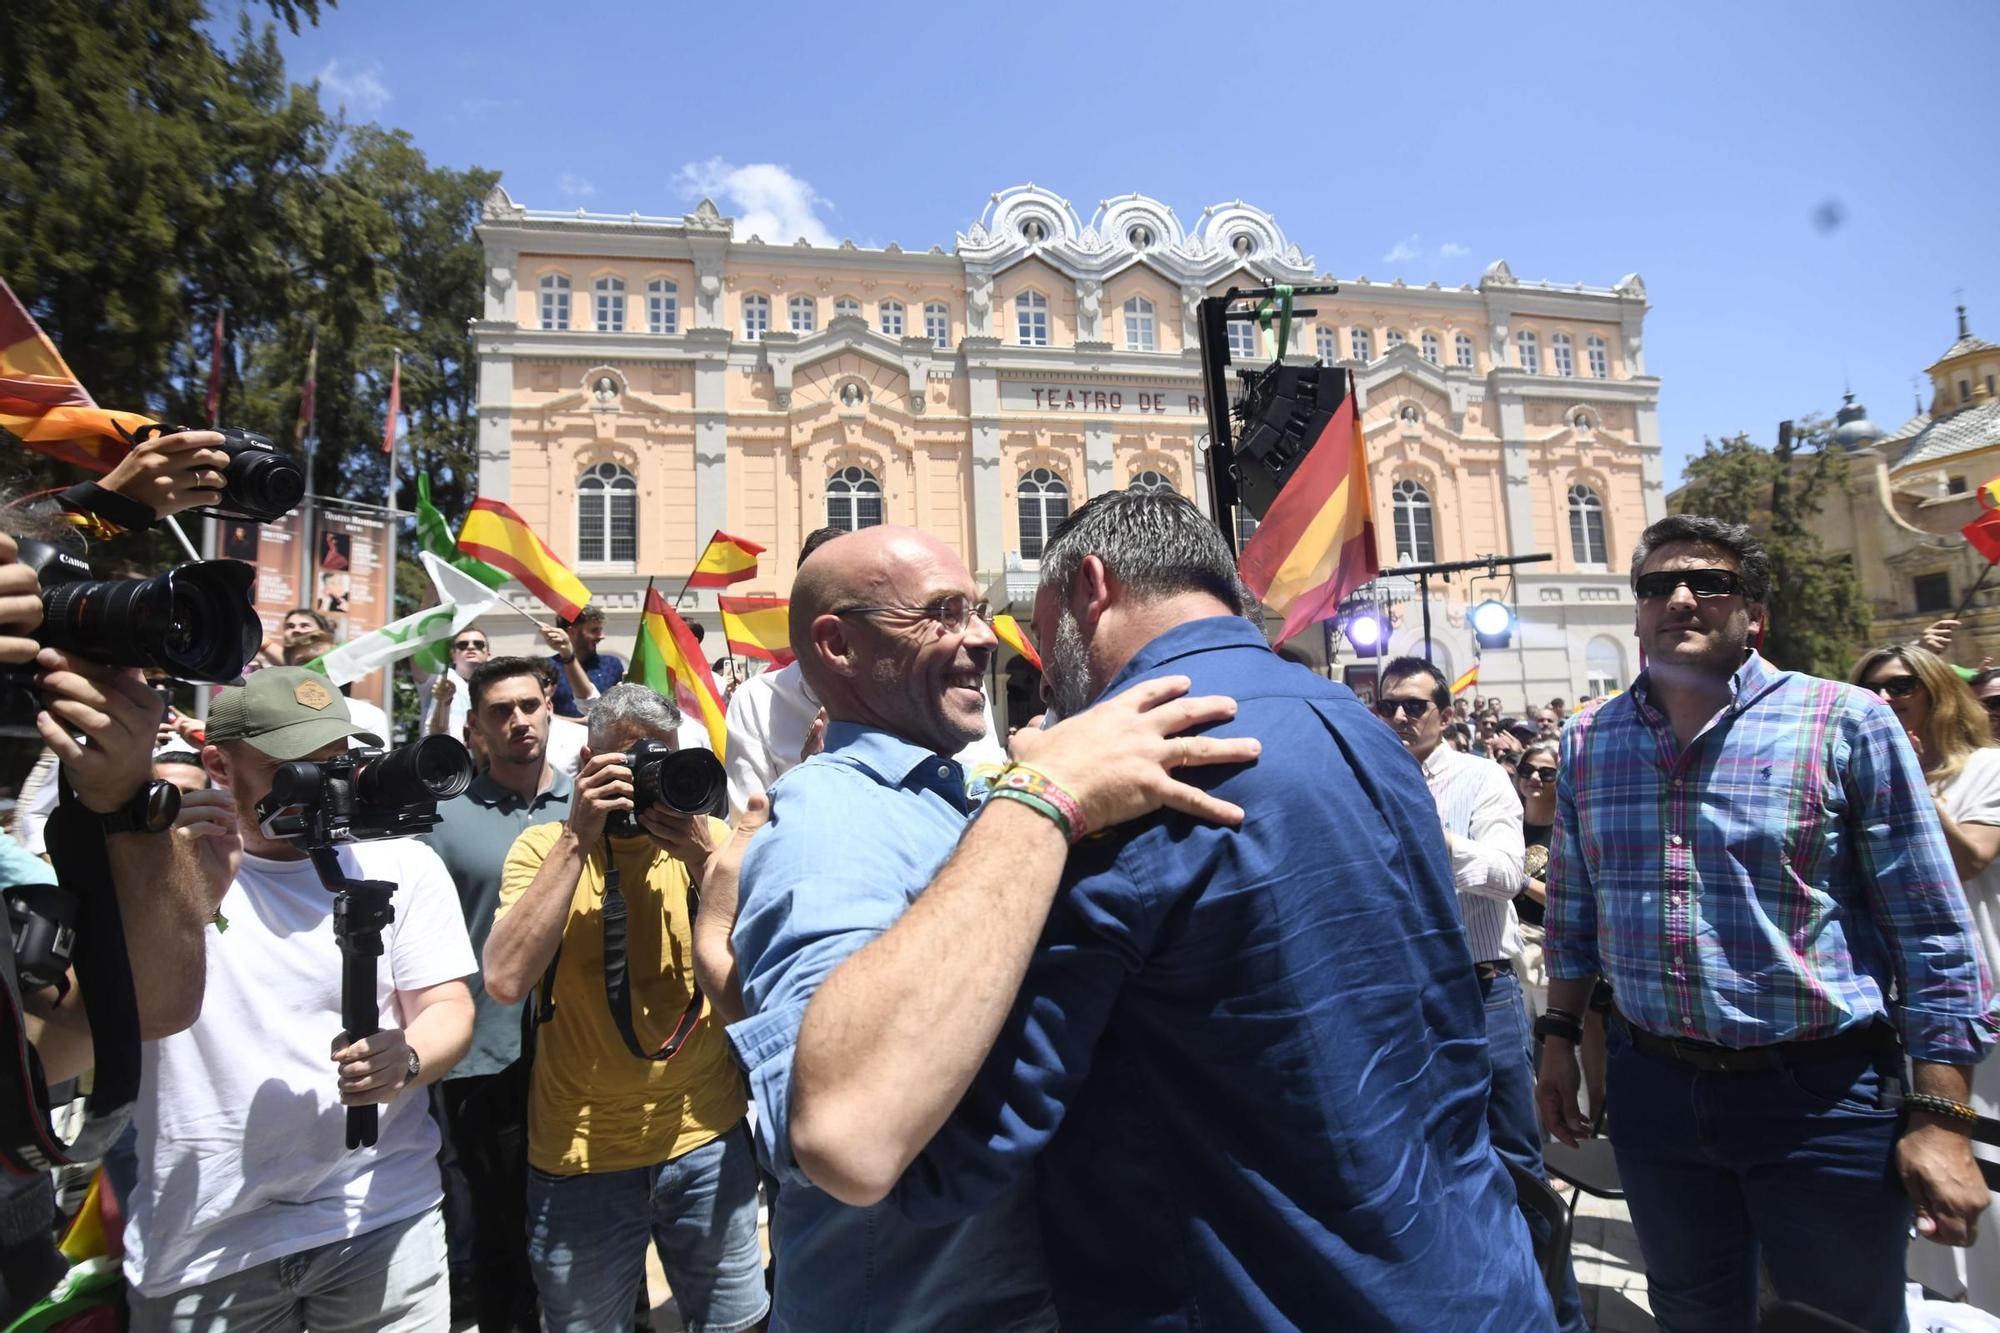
(1481, 966), (1585, 1333)
(128, 1206), (449, 1333)
(527, 1121), (767, 1333)
(1606, 1019), (1911, 1333)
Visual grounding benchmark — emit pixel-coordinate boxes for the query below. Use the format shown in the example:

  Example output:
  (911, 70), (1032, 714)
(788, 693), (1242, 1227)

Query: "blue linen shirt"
(549, 651), (626, 719)
(896, 615), (1551, 1332)
(729, 725), (1054, 1333)
(1547, 652), (1999, 1062)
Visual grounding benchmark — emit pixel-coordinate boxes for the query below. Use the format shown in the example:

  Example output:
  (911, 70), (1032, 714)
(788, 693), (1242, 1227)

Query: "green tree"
(1673, 419), (1874, 678)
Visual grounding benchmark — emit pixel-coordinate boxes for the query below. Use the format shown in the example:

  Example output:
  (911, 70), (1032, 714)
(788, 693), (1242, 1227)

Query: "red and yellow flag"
(0, 278), (155, 472)
(457, 498), (592, 621)
(686, 531), (764, 588)
(1236, 393), (1380, 643)
(630, 587), (727, 754)
(1964, 509), (2000, 564)
(992, 613), (1043, 672)
(718, 595), (794, 666)
(1451, 662), (1479, 696)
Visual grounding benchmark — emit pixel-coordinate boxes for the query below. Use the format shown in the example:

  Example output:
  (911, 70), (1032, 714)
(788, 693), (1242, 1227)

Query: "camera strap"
(599, 837), (705, 1063)
(0, 780), (139, 1174)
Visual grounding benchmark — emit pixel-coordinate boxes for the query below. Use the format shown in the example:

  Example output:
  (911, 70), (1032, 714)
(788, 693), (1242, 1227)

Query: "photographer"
(119, 667), (475, 1330)
(484, 684), (764, 1333)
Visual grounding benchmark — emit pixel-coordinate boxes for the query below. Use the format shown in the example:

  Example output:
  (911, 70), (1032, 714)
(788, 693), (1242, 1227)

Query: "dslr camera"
(257, 736), (475, 847)
(607, 738), (725, 834)
(127, 423), (307, 525)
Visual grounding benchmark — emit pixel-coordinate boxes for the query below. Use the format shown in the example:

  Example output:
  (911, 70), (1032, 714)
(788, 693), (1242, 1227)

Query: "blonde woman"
(1854, 644), (2000, 1307)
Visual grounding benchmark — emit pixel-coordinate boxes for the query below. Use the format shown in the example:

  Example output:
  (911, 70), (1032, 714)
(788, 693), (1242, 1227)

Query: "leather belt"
(1621, 1017), (1897, 1073)
(1474, 959), (1513, 983)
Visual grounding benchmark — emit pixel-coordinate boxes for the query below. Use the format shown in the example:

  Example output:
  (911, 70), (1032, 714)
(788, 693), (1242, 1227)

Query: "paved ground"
(1572, 1187), (1656, 1332)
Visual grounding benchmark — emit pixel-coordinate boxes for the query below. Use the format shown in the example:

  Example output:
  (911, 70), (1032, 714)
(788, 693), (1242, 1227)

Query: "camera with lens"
(607, 738), (726, 834)
(256, 736), (475, 847)
(125, 423), (306, 525)
(4, 883), (75, 994)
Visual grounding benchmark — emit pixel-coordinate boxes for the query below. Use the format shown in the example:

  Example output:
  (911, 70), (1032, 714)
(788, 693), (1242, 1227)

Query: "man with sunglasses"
(1538, 513), (1997, 1333)
(1376, 656), (1586, 1333)
(425, 628), (492, 740)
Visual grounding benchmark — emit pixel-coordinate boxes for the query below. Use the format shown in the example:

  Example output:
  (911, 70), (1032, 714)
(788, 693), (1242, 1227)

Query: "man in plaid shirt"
(1537, 513), (1997, 1333)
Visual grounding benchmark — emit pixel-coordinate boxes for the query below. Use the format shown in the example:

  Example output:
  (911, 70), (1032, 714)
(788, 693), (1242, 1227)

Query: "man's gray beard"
(1045, 607), (1093, 721)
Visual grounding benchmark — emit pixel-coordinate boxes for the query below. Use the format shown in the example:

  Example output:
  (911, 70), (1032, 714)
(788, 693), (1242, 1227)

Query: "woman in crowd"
(1853, 644), (2000, 1308)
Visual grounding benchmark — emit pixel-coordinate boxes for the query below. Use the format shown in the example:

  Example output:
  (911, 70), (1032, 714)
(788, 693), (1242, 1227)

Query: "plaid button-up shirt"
(1547, 651), (1999, 1063)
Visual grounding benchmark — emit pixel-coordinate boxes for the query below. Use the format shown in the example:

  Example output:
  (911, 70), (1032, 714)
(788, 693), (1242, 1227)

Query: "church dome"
(1830, 390), (1884, 450)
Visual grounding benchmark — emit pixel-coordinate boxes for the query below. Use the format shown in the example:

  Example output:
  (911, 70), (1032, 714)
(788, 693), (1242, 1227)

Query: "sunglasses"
(453, 639), (488, 652)
(1518, 765), (1558, 782)
(1373, 698), (1436, 720)
(1871, 676), (1921, 699)
(1634, 569), (1745, 600)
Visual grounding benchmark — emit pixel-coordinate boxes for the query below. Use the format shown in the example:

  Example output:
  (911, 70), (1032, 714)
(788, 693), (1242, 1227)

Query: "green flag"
(414, 475), (507, 673)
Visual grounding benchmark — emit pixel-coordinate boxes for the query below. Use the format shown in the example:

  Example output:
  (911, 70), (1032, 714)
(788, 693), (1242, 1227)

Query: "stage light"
(1471, 598), (1515, 650)
(1344, 611), (1385, 657)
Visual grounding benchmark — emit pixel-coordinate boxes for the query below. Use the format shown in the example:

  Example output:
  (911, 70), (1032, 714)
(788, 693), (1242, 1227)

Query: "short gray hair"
(1038, 490), (1253, 614)
(585, 682), (682, 750)
(1631, 514), (1771, 603)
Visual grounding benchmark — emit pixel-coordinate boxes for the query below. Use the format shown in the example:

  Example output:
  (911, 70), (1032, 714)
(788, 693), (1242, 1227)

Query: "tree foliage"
(0, 0), (494, 581)
(1673, 420), (1874, 679)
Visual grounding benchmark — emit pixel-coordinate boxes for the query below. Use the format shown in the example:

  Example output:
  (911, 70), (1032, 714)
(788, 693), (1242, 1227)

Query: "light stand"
(1377, 553), (1554, 661)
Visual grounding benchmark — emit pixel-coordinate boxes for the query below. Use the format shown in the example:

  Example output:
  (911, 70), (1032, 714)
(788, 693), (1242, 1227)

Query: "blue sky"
(234, 0), (2000, 486)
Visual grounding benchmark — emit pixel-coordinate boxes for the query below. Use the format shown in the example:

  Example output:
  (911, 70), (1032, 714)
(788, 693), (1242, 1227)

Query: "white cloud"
(316, 59), (391, 115)
(1382, 233), (1422, 265)
(1439, 241), (1470, 258)
(557, 172), (597, 200)
(674, 158), (836, 246)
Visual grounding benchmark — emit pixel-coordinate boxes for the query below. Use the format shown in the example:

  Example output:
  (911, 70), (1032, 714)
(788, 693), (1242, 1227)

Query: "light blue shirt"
(729, 724), (1053, 1333)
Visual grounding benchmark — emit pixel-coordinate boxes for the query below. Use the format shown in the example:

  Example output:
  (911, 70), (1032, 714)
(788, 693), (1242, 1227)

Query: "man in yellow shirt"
(485, 684), (765, 1333)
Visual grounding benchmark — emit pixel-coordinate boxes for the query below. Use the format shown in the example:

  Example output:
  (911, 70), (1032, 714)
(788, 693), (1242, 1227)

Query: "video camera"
(126, 423), (307, 525)
(256, 736), (475, 847)
(607, 738), (725, 834)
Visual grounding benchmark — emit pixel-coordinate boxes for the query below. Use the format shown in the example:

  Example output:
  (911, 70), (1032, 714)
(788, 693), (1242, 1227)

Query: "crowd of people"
(8, 431), (2000, 1333)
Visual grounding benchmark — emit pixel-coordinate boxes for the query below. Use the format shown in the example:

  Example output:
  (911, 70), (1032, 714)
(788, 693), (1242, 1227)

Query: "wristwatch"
(97, 779), (181, 835)
(404, 1047), (422, 1086)
(1532, 1009), (1585, 1045)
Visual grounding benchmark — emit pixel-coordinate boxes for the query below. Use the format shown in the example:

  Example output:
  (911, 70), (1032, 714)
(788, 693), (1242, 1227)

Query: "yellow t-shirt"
(498, 819), (746, 1175)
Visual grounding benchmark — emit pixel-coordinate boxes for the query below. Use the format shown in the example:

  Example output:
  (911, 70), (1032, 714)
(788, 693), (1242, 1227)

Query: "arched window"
(789, 294), (817, 333)
(1517, 330), (1541, 374)
(1130, 469), (1175, 495)
(879, 299), (905, 337)
(1454, 332), (1476, 368)
(1386, 329), (1406, 351)
(1316, 326), (1337, 363)
(576, 462), (637, 563)
(1585, 636), (1625, 697)
(539, 274), (571, 330)
(1124, 296), (1156, 352)
(1551, 332), (1575, 378)
(826, 466), (883, 531)
(833, 296), (860, 320)
(741, 294), (770, 341)
(924, 302), (950, 349)
(646, 278), (678, 334)
(1350, 328), (1373, 362)
(1586, 335), (1609, 378)
(1016, 291), (1049, 346)
(1420, 331), (1441, 365)
(1391, 479), (1436, 563)
(1568, 483), (1608, 567)
(593, 276), (625, 332)
(1018, 467), (1069, 559)
(1227, 303), (1258, 359)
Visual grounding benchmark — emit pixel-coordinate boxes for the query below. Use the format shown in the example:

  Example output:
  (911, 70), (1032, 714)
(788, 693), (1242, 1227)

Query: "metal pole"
(1420, 571), (1433, 662)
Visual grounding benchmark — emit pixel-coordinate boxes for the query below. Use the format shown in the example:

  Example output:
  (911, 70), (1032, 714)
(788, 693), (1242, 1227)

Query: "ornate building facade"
(470, 183), (1665, 720)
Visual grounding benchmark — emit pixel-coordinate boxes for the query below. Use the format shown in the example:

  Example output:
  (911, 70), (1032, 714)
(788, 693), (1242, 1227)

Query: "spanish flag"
(630, 586), (727, 754)
(719, 596), (794, 666)
(1964, 508), (2000, 564)
(0, 277), (155, 472)
(457, 498), (592, 622)
(992, 613), (1043, 672)
(1451, 662), (1479, 696)
(686, 531), (764, 588)
(1236, 392), (1380, 644)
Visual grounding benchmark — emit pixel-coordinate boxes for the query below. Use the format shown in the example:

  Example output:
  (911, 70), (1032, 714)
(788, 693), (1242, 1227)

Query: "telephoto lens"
(355, 736), (475, 809)
(23, 542), (260, 684)
(628, 739), (726, 816)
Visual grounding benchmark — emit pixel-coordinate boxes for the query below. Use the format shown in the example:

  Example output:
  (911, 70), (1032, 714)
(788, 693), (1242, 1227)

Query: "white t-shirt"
(545, 715), (588, 779)
(722, 661), (1007, 817)
(342, 695), (392, 748)
(124, 838), (477, 1297)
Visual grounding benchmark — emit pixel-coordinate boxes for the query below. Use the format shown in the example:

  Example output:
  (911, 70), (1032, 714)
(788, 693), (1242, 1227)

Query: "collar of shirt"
(822, 721), (971, 811)
(464, 765), (572, 814)
(1630, 650), (1781, 731)
(1091, 613), (1267, 705)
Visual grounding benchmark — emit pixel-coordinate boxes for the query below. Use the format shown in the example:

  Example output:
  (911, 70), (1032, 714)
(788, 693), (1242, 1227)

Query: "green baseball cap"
(206, 667), (384, 759)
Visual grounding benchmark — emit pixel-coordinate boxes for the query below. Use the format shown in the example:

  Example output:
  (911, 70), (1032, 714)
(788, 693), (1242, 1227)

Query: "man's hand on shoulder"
(1009, 675), (1261, 835)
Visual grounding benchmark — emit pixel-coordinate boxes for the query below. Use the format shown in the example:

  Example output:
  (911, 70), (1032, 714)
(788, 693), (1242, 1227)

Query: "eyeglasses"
(453, 639), (488, 652)
(836, 595), (991, 634)
(1518, 765), (1559, 782)
(1871, 676), (1921, 699)
(1372, 697), (1436, 720)
(1634, 569), (1745, 600)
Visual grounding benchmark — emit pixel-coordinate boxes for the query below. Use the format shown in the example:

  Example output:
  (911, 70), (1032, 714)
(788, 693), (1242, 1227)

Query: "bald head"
(789, 525), (997, 756)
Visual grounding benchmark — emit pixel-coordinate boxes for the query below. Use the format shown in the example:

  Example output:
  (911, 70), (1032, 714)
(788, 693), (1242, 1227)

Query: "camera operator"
(484, 684), (764, 1333)
(118, 667), (476, 1331)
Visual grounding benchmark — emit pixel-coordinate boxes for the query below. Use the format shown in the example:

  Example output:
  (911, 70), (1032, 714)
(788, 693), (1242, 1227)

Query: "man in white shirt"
(124, 667), (477, 1332)
(422, 627), (491, 740)
(1374, 656), (1583, 1333)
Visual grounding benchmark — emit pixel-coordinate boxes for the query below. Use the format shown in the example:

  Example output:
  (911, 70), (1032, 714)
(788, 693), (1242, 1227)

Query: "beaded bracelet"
(1906, 1092), (1980, 1124)
(987, 786), (1074, 843)
(993, 763), (1089, 843)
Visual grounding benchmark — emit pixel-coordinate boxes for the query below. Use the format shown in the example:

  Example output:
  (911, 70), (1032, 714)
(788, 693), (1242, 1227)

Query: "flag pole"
(627, 576), (659, 683)
(1953, 561), (1996, 620)
(676, 532), (717, 608)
